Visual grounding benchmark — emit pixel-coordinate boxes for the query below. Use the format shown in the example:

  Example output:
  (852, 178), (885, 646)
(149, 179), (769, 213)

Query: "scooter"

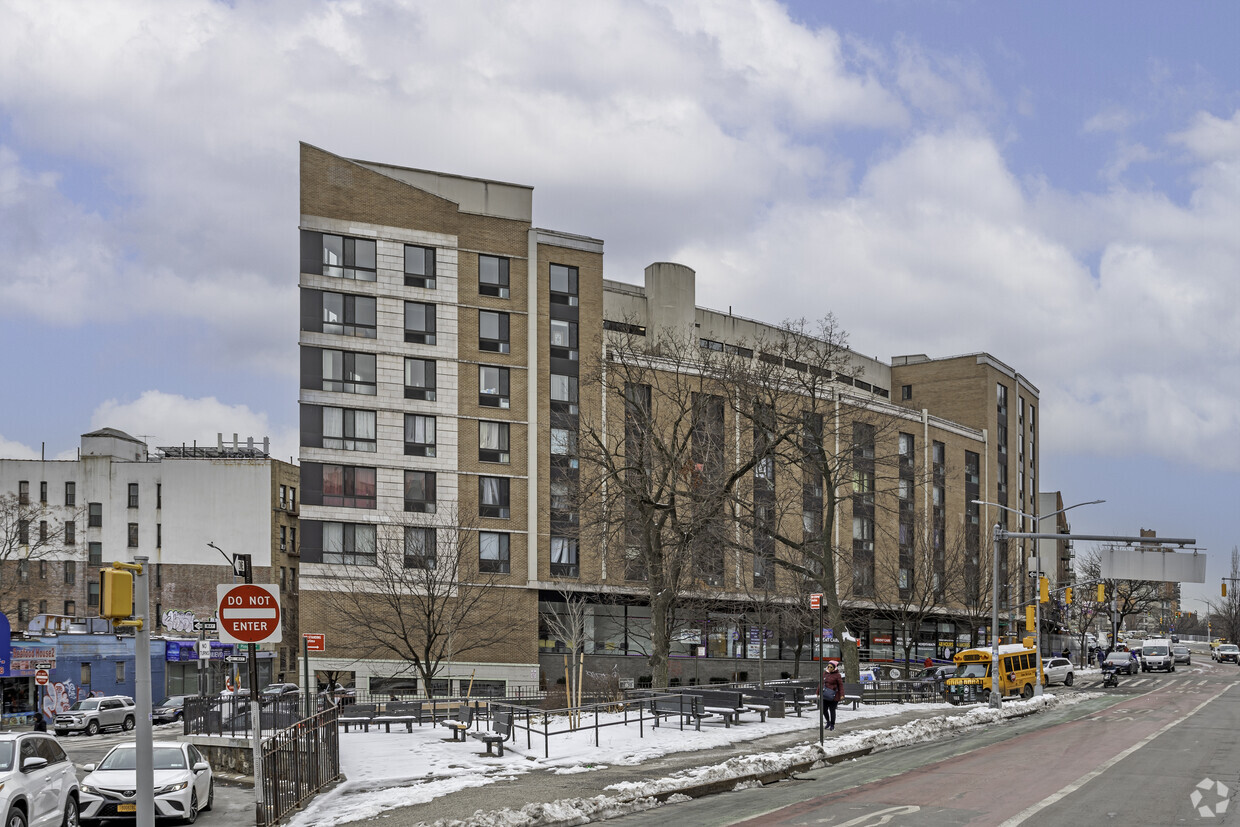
(1101, 663), (1120, 688)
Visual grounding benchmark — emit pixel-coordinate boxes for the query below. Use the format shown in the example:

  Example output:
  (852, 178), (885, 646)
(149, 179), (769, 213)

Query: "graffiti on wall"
(41, 679), (83, 721)
(162, 610), (199, 635)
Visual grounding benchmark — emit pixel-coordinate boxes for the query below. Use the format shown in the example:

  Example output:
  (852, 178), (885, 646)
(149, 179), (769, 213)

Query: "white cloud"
(0, 434), (40, 460)
(89, 391), (299, 462)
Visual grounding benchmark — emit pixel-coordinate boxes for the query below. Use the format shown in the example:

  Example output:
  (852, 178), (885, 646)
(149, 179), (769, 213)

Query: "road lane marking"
(997, 686), (1230, 826)
(827, 805), (921, 826)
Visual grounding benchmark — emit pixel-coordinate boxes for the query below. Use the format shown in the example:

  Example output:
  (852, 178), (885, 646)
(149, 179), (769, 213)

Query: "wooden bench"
(468, 709), (511, 757)
(781, 685), (814, 716)
(339, 703), (378, 733)
(650, 694), (715, 731)
(373, 701), (424, 733)
(842, 683), (862, 710)
(439, 703), (474, 741)
(683, 689), (746, 726)
(740, 688), (785, 719)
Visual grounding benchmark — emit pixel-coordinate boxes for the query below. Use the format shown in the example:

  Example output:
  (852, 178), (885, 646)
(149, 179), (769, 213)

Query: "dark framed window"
(17, 520), (28, 545)
(404, 244), (436, 288)
(551, 427), (579, 468)
(320, 349), (377, 395)
(64, 560), (76, 585)
(65, 481), (76, 506)
(18, 481), (28, 504)
(404, 527), (436, 569)
(156, 483), (161, 509)
(550, 537), (579, 577)
(551, 374), (578, 413)
(157, 523), (161, 549)
(479, 476), (510, 519)
(64, 601), (75, 618)
(128, 483), (139, 508)
(479, 311), (510, 353)
(550, 319), (578, 361)
(550, 264), (578, 305)
(321, 522), (377, 566)
(17, 559), (27, 582)
(313, 291), (377, 338)
(479, 255), (510, 298)
(479, 421), (510, 464)
(88, 542), (102, 566)
(901, 384), (912, 401)
(404, 302), (437, 344)
(405, 358), (437, 401)
(87, 582), (99, 608)
(88, 502), (103, 527)
(17, 600), (29, 623)
(479, 366), (510, 409)
(64, 520), (75, 545)
(479, 532), (510, 574)
(322, 407), (377, 452)
(301, 231), (376, 281)
(404, 414), (436, 457)
(404, 471), (437, 514)
(322, 465), (377, 509)
(128, 523), (139, 548)
(39, 481), (47, 504)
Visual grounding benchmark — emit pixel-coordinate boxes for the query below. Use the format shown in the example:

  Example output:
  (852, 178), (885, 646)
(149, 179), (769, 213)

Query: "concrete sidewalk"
(348, 702), (993, 827)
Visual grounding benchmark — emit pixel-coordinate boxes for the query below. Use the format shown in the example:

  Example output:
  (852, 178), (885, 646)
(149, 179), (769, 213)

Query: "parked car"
(80, 741), (213, 824)
(153, 695), (191, 724)
(0, 731), (80, 827)
(1103, 652), (1140, 675)
(54, 695), (136, 737)
(1042, 657), (1075, 686)
(1172, 644), (1192, 665)
(1170, 634), (1180, 643)
(260, 683), (301, 698)
(1141, 640), (1175, 672)
(910, 664), (956, 696)
(1212, 644), (1239, 664)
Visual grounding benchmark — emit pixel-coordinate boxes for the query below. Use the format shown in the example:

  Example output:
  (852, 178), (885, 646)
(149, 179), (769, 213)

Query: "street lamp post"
(974, 499), (1104, 708)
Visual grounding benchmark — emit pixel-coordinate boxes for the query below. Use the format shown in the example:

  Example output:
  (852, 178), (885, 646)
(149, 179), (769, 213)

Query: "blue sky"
(1, 0), (1236, 614)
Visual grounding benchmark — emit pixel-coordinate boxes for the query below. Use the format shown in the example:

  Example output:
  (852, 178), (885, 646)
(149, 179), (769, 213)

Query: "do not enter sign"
(217, 583), (283, 645)
(35, 669), (49, 686)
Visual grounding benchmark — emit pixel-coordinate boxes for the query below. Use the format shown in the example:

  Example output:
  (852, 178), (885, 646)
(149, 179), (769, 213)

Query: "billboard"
(1099, 548), (1207, 583)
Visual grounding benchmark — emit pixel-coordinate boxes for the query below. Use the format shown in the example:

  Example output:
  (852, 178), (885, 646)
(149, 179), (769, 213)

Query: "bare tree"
(943, 526), (1000, 649)
(1078, 544), (1166, 639)
(312, 507), (522, 698)
(0, 491), (71, 619)
(873, 511), (945, 669)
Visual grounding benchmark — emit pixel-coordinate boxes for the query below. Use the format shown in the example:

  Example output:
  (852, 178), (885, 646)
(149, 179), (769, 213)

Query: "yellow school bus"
(945, 644), (1041, 704)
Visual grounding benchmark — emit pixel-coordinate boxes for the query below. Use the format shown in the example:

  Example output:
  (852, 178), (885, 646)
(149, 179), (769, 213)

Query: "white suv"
(53, 695), (136, 737)
(0, 731), (80, 827)
(1141, 639), (1175, 672)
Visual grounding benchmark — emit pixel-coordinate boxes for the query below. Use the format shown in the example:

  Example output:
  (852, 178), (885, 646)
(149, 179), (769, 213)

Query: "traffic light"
(1039, 577), (1049, 603)
(1025, 605), (1036, 631)
(99, 568), (134, 619)
(1224, 583), (1228, 598)
(1097, 583), (1106, 603)
(1065, 587), (1073, 605)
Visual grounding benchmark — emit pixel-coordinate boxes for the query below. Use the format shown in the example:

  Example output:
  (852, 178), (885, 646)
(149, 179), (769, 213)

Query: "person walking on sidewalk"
(818, 661), (845, 731)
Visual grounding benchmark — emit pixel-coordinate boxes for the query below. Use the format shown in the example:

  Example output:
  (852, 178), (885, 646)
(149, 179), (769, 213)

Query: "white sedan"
(80, 741), (213, 824)
(1042, 656), (1075, 686)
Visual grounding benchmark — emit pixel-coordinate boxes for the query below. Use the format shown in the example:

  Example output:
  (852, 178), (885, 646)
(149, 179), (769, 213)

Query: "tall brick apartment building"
(297, 144), (1041, 694)
(0, 428), (301, 688)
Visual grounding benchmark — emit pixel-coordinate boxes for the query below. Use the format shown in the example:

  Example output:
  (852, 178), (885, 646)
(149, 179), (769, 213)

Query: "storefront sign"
(0, 612), (10, 677)
(8, 646), (57, 676)
(873, 635), (894, 645)
(164, 640), (236, 662)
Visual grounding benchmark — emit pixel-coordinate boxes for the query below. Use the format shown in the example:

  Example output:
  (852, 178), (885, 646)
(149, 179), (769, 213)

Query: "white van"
(1141, 639), (1175, 672)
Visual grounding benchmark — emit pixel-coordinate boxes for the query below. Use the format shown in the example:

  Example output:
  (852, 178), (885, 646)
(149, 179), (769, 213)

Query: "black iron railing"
(259, 705), (340, 826)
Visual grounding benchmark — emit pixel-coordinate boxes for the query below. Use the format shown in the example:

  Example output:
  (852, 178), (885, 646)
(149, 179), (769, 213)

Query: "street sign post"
(192, 620), (217, 632)
(303, 633), (325, 652)
(225, 655), (247, 664)
(197, 641), (212, 660)
(34, 669), (49, 686)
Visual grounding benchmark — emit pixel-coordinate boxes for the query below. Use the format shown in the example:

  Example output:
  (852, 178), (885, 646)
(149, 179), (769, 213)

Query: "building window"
(479, 311), (510, 353)
(39, 560), (46, 579)
(322, 465), (377, 509)
(126, 483), (138, 508)
(479, 532), (510, 574)
(156, 483), (161, 509)
(404, 244), (436, 288)
(404, 415), (436, 457)
(404, 358), (437, 401)
(549, 264), (579, 305)
(128, 523), (139, 548)
(280, 485), (287, 508)
(479, 255), (509, 298)
(321, 349), (377, 395)
(17, 560), (28, 582)
(65, 481), (76, 506)
(281, 526), (288, 551)
(551, 374), (578, 413)
(155, 562), (162, 587)
(88, 542), (102, 566)
(550, 537), (579, 577)
(17, 600), (29, 623)
(550, 428), (578, 467)
(314, 291), (377, 338)
(87, 581), (99, 607)
(39, 481), (47, 504)
(404, 471), (437, 514)
(65, 601), (76, 618)
(302, 231), (376, 281)
(18, 481), (28, 505)
(550, 480), (573, 512)
(901, 384), (912, 401)
(550, 319), (578, 361)
(479, 477), (510, 519)
(38, 600), (46, 614)
(404, 302), (437, 344)
(65, 520), (75, 545)
(17, 520), (28, 546)
(322, 407), (377, 452)
(479, 366), (510, 408)
(322, 522), (376, 566)
(479, 421), (510, 464)
(290, 527), (296, 554)
(156, 524), (161, 549)
(404, 527), (436, 569)
(88, 503), (102, 527)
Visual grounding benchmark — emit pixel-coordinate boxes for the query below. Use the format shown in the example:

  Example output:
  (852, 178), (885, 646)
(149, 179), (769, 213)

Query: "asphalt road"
(56, 723), (253, 827)
(609, 645), (1240, 826)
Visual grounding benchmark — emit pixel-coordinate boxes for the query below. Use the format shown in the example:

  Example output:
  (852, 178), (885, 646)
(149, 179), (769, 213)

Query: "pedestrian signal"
(100, 568), (134, 619)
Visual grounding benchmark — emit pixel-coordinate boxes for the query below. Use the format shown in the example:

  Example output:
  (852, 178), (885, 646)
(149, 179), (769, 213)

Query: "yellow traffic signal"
(1097, 583), (1106, 603)
(1025, 605), (1036, 631)
(100, 569), (134, 619)
(1065, 587), (1073, 605)
(1224, 583), (1228, 598)
(1039, 577), (1049, 603)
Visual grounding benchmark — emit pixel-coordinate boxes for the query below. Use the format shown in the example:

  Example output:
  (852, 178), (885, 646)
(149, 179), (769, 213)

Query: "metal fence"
(259, 705), (340, 826)
(183, 695), (306, 738)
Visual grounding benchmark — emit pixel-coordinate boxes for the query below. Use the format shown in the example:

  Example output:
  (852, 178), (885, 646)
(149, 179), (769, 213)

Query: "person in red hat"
(817, 661), (845, 731)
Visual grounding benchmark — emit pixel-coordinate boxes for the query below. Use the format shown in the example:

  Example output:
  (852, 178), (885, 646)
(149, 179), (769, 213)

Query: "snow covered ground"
(290, 690), (1097, 827)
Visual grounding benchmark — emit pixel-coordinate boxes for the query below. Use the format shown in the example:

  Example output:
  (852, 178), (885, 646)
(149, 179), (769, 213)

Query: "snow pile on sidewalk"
(291, 693), (1093, 827)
